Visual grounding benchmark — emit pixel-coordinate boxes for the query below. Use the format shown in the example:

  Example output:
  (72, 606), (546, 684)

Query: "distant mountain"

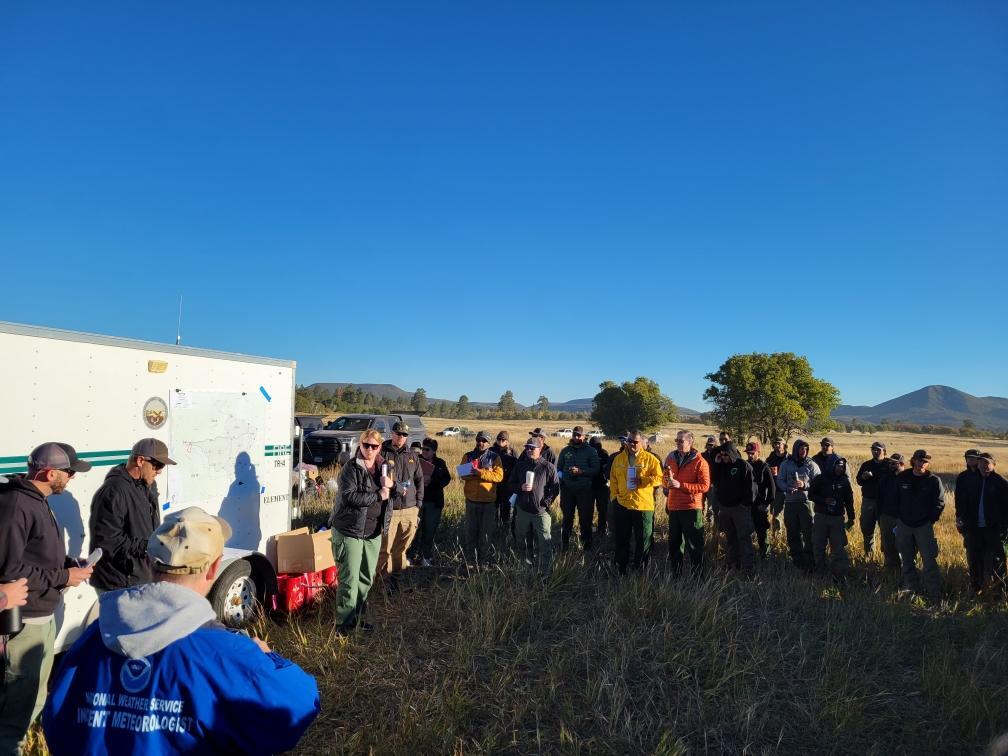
(306, 383), (703, 416)
(832, 385), (1008, 431)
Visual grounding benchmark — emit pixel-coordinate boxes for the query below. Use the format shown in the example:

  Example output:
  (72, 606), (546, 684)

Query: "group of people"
(0, 439), (319, 754)
(328, 425), (1008, 630)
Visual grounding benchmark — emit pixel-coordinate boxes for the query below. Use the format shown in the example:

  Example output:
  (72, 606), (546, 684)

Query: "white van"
(0, 321), (296, 651)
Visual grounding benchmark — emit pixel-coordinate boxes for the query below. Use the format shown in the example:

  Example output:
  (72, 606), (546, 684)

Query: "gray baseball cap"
(475, 430), (491, 442)
(27, 442), (93, 473)
(525, 437), (542, 449)
(132, 438), (176, 466)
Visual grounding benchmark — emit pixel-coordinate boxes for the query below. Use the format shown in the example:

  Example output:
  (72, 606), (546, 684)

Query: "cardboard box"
(274, 527), (336, 574)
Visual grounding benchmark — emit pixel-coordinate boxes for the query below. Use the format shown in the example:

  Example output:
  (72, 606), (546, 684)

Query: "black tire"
(208, 560), (258, 628)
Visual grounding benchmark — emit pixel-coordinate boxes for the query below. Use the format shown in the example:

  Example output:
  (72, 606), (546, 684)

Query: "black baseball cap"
(911, 449), (932, 462)
(27, 442), (93, 473)
(889, 453), (906, 464)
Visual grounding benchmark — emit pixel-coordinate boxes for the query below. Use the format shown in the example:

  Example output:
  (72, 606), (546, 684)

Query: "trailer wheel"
(208, 560), (257, 628)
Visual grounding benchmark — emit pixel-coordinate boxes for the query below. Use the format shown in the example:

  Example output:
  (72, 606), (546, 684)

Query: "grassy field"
(26, 421), (1008, 754)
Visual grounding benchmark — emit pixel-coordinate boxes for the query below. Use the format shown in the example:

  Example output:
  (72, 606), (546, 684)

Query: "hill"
(832, 385), (1008, 431)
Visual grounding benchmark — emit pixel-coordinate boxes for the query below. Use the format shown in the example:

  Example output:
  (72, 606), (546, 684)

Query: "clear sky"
(2, 2), (1005, 411)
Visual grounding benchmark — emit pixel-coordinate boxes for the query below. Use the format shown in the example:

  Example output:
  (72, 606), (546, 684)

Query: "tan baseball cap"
(148, 507), (231, 574)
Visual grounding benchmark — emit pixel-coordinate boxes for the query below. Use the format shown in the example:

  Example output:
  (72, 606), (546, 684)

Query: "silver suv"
(303, 413), (427, 467)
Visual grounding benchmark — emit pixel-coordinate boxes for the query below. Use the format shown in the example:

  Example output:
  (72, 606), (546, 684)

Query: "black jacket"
(712, 444), (756, 508)
(895, 470), (945, 527)
(380, 442), (425, 510)
(87, 465), (161, 591)
(492, 443), (519, 505)
(955, 470), (1008, 531)
(954, 469), (982, 525)
(749, 459), (776, 510)
(330, 454), (392, 539)
(878, 470), (901, 518)
(810, 472), (855, 519)
(766, 449), (788, 473)
(421, 456), (452, 508)
(508, 456), (560, 514)
(855, 458), (890, 499)
(0, 475), (70, 619)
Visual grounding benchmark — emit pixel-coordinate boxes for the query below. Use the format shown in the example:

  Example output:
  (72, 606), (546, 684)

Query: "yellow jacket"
(460, 449), (504, 503)
(609, 449), (663, 512)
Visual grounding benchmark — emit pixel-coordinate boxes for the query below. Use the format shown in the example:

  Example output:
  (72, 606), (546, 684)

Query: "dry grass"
(25, 420), (1008, 755)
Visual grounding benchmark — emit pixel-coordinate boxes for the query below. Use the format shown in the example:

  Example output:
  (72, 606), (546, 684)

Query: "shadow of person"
(49, 490), (86, 560)
(219, 451), (262, 550)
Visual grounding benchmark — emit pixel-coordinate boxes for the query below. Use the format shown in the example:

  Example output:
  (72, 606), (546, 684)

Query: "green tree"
(590, 377), (678, 437)
(703, 352), (840, 444)
(497, 390), (517, 417)
(536, 395), (550, 418)
(456, 394), (471, 418)
(411, 388), (428, 413)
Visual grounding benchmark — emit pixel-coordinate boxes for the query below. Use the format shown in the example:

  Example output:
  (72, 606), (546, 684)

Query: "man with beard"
(711, 443), (756, 571)
(526, 428), (557, 466)
(765, 438), (789, 535)
(508, 437), (560, 575)
(812, 437), (841, 478)
(744, 441), (775, 559)
(855, 441), (890, 558)
(0, 443), (94, 753)
(460, 431), (505, 566)
(556, 427), (600, 552)
(609, 431), (663, 574)
(776, 440), (821, 569)
(701, 436), (719, 523)
(956, 452), (1008, 595)
(588, 436), (610, 541)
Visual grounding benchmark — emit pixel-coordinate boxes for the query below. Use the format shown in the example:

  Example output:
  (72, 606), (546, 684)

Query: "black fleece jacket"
(810, 472), (855, 519)
(712, 444), (756, 508)
(88, 464), (161, 591)
(749, 459), (776, 510)
(895, 469), (946, 527)
(0, 475), (70, 618)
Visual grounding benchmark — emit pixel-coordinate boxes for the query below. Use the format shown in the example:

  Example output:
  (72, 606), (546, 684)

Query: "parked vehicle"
(438, 426), (462, 437)
(293, 415), (326, 466)
(587, 429), (604, 439)
(303, 413), (427, 466)
(0, 320), (296, 650)
(553, 428), (574, 439)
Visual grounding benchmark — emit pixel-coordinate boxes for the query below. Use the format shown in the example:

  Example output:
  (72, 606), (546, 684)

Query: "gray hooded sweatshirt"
(98, 581), (217, 658)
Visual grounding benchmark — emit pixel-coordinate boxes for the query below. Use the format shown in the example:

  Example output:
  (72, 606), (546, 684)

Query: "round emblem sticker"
(143, 397), (168, 429)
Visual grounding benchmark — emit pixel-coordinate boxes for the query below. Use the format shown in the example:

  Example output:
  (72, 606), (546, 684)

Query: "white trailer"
(0, 321), (296, 652)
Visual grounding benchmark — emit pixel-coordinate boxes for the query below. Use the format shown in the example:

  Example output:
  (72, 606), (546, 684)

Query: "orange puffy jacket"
(663, 450), (711, 511)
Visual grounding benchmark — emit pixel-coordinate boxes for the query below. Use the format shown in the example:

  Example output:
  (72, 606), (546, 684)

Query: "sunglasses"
(524, 444), (537, 450)
(148, 458), (165, 471)
(477, 439), (490, 444)
(422, 447), (433, 452)
(361, 442), (380, 450)
(57, 468), (76, 478)
(393, 431), (408, 437)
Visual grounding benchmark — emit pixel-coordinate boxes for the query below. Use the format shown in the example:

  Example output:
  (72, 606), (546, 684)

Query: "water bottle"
(0, 582), (23, 635)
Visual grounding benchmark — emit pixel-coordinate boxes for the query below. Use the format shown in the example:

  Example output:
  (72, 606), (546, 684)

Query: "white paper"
(171, 391), (192, 409)
(508, 493), (517, 506)
(456, 462), (474, 477)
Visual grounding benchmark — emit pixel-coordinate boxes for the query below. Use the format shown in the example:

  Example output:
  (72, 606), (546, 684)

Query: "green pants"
(0, 617), (56, 754)
(612, 504), (653, 574)
(667, 508), (705, 575)
(514, 507), (553, 575)
(894, 521), (940, 599)
(784, 499), (814, 568)
(813, 513), (850, 577)
(418, 504), (443, 561)
(860, 496), (879, 555)
(465, 500), (496, 565)
(331, 529), (381, 628)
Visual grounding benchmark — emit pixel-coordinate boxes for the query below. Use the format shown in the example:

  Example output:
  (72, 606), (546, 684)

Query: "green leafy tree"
(497, 390), (517, 417)
(590, 377), (678, 437)
(536, 395), (550, 418)
(456, 394), (471, 418)
(411, 388), (428, 413)
(703, 352), (840, 444)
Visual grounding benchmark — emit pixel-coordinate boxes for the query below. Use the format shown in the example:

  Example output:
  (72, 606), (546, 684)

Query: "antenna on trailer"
(175, 295), (183, 345)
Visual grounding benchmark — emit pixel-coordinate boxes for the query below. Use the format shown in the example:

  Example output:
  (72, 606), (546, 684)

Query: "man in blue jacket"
(43, 507), (320, 755)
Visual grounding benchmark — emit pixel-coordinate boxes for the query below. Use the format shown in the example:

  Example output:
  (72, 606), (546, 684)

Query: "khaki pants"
(895, 521), (940, 598)
(0, 617), (56, 754)
(813, 513), (850, 577)
(378, 507), (419, 576)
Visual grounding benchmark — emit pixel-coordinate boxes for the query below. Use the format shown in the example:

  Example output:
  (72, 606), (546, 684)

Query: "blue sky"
(1, 2), (1006, 411)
